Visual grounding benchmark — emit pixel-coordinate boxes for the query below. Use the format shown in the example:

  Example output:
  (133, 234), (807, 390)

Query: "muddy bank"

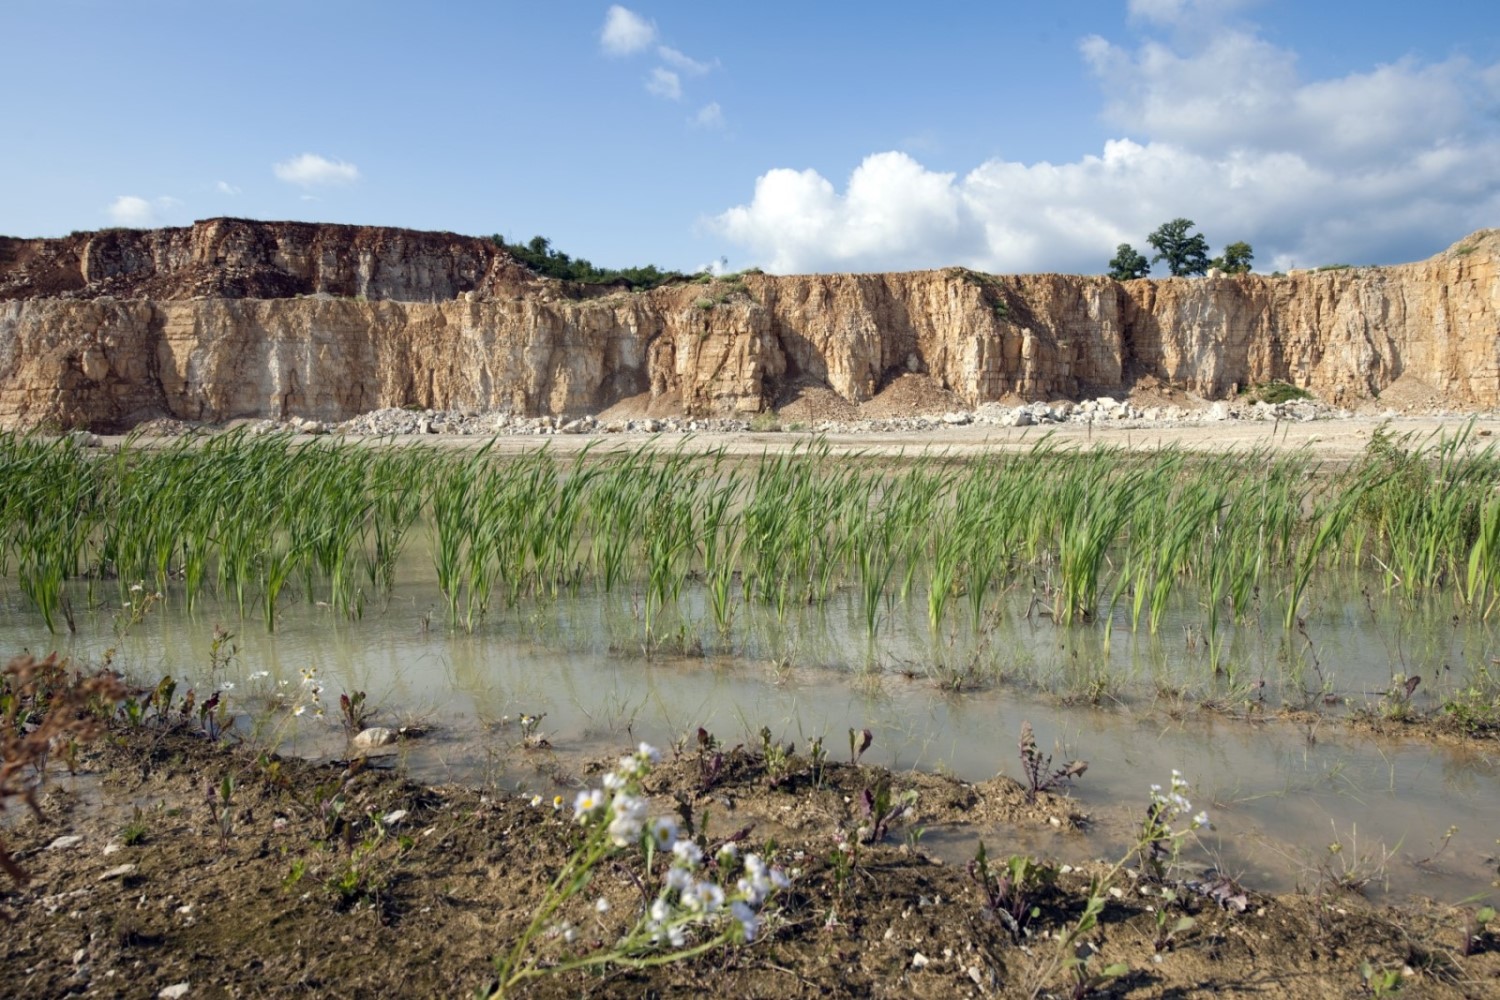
(4, 722), (1498, 999)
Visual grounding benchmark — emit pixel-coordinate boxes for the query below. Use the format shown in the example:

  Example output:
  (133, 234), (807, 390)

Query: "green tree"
(1210, 241), (1254, 274)
(492, 234), (691, 291)
(1147, 218), (1211, 277)
(1107, 243), (1151, 280)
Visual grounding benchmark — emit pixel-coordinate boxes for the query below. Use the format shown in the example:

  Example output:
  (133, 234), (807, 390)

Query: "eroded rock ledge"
(0, 219), (1495, 431)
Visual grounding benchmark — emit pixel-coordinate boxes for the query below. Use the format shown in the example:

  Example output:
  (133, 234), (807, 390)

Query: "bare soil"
(4, 726), (1497, 999)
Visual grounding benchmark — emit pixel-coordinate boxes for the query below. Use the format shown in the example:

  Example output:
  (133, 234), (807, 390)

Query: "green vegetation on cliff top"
(493, 234), (693, 291)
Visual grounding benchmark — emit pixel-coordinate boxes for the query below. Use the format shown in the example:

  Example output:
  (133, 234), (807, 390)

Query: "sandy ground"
(102, 414), (1499, 462)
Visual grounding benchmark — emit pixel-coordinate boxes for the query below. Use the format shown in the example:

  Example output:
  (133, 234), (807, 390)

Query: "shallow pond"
(7, 556), (1498, 908)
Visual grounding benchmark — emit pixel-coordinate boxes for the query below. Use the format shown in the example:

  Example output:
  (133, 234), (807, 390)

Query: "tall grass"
(2, 426), (1498, 657)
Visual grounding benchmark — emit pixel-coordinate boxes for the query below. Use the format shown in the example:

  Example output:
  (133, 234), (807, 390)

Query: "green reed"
(4, 425), (1500, 653)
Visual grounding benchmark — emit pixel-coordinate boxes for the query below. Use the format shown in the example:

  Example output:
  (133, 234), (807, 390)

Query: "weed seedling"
(968, 841), (1056, 941)
(121, 806), (149, 846)
(758, 726), (794, 789)
(857, 778), (917, 844)
(694, 727), (725, 793)
(198, 691), (230, 740)
(339, 690), (376, 737)
(208, 624), (238, 680)
(1149, 887), (1196, 952)
(1461, 905), (1495, 956)
(1017, 721), (1087, 803)
(1317, 823), (1397, 896)
(1359, 961), (1403, 995)
(1376, 673), (1422, 722)
(1065, 931), (1129, 1000)
(206, 774), (236, 851)
(808, 736), (828, 789)
(848, 727), (872, 765)
(828, 831), (861, 902)
(517, 712), (550, 749)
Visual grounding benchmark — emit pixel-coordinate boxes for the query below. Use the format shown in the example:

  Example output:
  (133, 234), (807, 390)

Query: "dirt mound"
(1360, 372), (1448, 414)
(859, 373), (965, 419)
(596, 389), (685, 422)
(770, 378), (862, 424)
(1124, 373), (1199, 410)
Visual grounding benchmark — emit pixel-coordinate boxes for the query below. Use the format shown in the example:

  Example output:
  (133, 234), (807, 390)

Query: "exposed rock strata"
(0, 219), (1495, 431)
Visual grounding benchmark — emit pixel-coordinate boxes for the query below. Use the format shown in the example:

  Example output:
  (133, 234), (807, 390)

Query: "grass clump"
(1241, 380), (1312, 404)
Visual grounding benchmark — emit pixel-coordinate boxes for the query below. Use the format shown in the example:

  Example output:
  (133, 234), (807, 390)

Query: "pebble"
(911, 952), (930, 969)
(159, 984), (190, 999)
(191, 395), (1361, 442)
(352, 727), (398, 749)
(47, 835), (84, 851)
(99, 864), (137, 881)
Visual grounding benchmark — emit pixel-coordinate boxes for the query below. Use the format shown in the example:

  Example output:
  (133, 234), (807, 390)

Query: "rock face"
(0, 219), (1495, 430)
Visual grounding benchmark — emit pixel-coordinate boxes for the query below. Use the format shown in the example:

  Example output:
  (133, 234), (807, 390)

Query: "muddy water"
(5, 570), (1497, 907)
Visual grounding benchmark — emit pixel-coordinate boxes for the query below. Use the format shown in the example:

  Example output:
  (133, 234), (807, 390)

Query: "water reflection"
(3, 574), (1496, 905)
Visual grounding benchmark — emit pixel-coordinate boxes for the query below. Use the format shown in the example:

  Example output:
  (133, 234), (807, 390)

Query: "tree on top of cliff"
(1147, 219), (1211, 277)
(494, 234), (690, 291)
(1210, 241), (1254, 275)
(1107, 243), (1152, 280)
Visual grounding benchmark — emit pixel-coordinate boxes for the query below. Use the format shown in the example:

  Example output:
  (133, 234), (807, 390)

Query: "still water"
(6, 562), (1497, 906)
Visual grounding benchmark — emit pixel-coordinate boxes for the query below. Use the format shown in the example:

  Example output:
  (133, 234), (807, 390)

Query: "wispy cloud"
(1127, 0), (1259, 26)
(215, 180), (241, 196)
(273, 153), (360, 187)
(600, 5), (656, 56)
(658, 45), (712, 75)
(646, 67), (682, 101)
(600, 7), (721, 114)
(691, 102), (725, 129)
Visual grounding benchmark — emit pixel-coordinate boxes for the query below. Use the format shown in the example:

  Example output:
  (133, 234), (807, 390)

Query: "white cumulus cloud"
(601, 5), (656, 56)
(107, 195), (156, 227)
(646, 67), (682, 100)
(105, 195), (184, 227)
(713, 16), (1500, 275)
(716, 153), (989, 274)
(273, 153), (360, 187)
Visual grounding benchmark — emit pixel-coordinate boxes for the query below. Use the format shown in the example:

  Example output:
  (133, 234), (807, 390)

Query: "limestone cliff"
(0, 219), (1495, 430)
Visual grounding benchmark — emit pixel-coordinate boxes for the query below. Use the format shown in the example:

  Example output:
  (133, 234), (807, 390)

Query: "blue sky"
(3, 1), (1497, 276)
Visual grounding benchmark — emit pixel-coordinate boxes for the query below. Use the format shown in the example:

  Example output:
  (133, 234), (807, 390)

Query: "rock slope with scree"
(0, 219), (1495, 431)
